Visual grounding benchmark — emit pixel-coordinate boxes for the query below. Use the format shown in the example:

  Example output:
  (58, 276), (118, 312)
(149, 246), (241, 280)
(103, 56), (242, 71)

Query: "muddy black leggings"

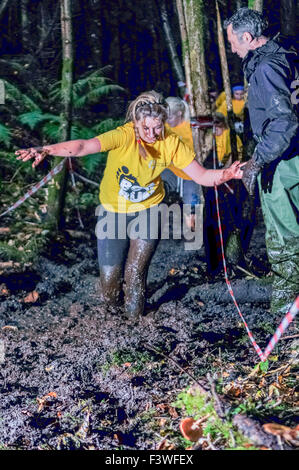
(96, 206), (162, 317)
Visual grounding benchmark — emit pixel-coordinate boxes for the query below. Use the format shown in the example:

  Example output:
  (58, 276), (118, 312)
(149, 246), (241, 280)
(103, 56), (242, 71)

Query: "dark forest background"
(1, 0), (298, 123)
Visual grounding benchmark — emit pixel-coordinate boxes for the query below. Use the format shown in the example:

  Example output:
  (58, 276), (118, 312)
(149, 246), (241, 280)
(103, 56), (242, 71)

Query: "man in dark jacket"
(224, 8), (299, 315)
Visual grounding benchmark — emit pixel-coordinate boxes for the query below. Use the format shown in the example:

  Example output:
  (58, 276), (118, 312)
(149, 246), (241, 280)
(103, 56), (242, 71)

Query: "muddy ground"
(0, 206), (297, 450)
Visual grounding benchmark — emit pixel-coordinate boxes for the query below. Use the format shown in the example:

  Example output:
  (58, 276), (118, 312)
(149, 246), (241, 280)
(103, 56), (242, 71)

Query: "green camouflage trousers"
(258, 156), (299, 314)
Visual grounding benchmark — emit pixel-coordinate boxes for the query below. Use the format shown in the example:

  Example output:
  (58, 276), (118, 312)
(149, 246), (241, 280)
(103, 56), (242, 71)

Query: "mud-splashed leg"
(123, 238), (159, 318)
(99, 264), (123, 313)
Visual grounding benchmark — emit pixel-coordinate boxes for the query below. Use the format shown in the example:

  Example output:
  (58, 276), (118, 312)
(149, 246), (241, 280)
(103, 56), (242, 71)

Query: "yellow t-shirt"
(215, 91), (226, 109)
(217, 99), (245, 119)
(96, 122), (195, 213)
(165, 122), (193, 180)
(216, 128), (243, 166)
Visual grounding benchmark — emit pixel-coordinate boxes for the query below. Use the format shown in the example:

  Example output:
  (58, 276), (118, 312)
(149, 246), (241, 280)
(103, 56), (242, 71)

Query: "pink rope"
(212, 130), (298, 361)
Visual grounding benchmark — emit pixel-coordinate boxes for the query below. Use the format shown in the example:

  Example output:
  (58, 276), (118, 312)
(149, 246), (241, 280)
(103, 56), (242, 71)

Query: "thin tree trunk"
(20, 0), (30, 52)
(177, 0), (210, 162)
(215, 0), (237, 162)
(176, 0), (195, 114)
(0, 0), (9, 18)
(46, 0), (73, 231)
(248, 0), (263, 12)
(280, 0), (296, 36)
(159, 0), (185, 92)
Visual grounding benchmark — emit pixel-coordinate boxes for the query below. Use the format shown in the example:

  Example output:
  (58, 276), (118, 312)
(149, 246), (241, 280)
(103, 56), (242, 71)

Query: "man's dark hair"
(224, 7), (268, 40)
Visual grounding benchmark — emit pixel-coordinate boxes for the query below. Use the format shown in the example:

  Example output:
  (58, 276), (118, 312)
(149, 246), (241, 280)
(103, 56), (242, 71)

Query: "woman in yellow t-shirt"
(16, 90), (244, 319)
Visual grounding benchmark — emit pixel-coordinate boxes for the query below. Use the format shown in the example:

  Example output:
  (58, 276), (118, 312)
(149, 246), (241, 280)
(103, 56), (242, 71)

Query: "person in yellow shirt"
(161, 96), (201, 231)
(16, 90), (244, 319)
(216, 85), (245, 121)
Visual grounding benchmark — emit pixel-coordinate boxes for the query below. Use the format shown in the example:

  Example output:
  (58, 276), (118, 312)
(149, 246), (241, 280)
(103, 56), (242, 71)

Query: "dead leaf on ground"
(263, 423), (299, 446)
(169, 268), (179, 276)
(36, 392), (57, 412)
(23, 291), (39, 303)
(2, 325), (18, 332)
(157, 438), (175, 450)
(156, 403), (178, 418)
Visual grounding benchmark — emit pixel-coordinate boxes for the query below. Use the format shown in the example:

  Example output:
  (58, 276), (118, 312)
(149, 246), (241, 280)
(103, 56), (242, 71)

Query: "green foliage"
(92, 118), (124, 135)
(102, 349), (152, 375)
(18, 111), (60, 130)
(0, 123), (11, 147)
(50, 66), (126, 108)
(3, 80), (41, 113)
(174, 386), (258, 450)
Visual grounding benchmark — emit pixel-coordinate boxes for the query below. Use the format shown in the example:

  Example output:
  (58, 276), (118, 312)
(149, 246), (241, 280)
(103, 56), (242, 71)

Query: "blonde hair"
(166, 96), (190, 122)
(125, 90), (168, 159)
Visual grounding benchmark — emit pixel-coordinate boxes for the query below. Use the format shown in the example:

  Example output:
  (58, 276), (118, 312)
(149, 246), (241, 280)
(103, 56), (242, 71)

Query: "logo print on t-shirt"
(116, 166), (155, 203)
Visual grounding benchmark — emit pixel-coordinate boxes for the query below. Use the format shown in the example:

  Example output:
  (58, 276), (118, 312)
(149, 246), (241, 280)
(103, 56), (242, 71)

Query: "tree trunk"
(248, 0), (263, 12)
(46, 0), (73, 231)
(0, 0), (9, 18)
(280, 0), (296, 37)
(20, 0), (30, 52)
(159, 0), (185, 93)
(215, 0), (237, 162)
(176, 0), (210, 162)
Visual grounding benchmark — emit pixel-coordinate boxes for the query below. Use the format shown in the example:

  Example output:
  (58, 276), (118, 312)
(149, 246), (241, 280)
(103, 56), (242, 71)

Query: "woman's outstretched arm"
(15, 137), (101, 168)
(183, 159), (244, 187)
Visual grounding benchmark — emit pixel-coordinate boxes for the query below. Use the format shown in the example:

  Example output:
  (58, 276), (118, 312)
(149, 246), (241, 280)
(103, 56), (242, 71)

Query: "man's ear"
(243, 31), (253, 44)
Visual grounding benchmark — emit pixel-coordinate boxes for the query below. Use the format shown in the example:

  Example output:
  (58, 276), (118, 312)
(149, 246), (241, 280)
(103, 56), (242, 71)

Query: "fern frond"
(81, 152), (107, 175)
(18, 111), (60, 130)
(42, 121), (61, 142)
(91, 118), (123, 135)
(70, 125), (95, 140)
(0, 123), (12, 147)
(74, 84), (125, 108)
(3, 80), (41, 112)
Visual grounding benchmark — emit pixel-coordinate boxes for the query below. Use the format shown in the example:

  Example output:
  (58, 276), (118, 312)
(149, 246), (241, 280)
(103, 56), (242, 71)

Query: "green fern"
(91, 118), (123, 135)
(3, 80), (41, 112)
(18, 111), (60, 130)
(50, 67), (126, 108)
(81, 152), (107, 175)
(0, 123), (11, 147)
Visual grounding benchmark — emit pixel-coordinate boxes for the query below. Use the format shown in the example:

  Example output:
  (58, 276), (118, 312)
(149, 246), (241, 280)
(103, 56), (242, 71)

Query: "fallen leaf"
(169, 268), (179, 275)
(263, 423), (292, 436)
(36, 392), (57, 412)
(2, 325), (18, 331)
(159, 418), (167, 427)
(168, 406), (179, 419)
(0, 284), (10, 296)
(23, 291), (39, 303)
(123, 362), (132, 367)
(157, 438), (175, 450)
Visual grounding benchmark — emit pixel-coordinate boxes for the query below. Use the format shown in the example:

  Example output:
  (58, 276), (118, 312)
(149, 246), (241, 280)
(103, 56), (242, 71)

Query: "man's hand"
(15, 147), (50, 168)
(242, 157), (262, 195)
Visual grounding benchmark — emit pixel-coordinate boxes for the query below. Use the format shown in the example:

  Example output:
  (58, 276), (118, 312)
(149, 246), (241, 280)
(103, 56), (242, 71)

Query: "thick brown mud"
(0, 209), (297, 450)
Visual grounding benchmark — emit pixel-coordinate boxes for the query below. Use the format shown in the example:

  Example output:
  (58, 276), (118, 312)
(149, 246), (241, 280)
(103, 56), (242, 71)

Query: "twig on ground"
(143, 342), (208, 394)
(236, 264), (260, 279)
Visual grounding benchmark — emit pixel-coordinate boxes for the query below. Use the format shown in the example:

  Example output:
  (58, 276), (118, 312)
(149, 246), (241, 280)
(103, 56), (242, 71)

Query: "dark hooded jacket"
(243, 35), (299, 166)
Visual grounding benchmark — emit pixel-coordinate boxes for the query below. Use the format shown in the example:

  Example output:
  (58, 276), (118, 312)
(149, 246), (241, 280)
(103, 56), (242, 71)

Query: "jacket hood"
(243, 34), (298, 81)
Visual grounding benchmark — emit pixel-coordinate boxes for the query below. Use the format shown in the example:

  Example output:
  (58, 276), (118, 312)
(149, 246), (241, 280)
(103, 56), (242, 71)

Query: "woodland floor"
(0, 204), (298, 451)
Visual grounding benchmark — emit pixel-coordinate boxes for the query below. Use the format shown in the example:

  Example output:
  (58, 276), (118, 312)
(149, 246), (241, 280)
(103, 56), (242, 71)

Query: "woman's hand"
(15, 147), (50, 168)
(221, 160), (246, 183)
